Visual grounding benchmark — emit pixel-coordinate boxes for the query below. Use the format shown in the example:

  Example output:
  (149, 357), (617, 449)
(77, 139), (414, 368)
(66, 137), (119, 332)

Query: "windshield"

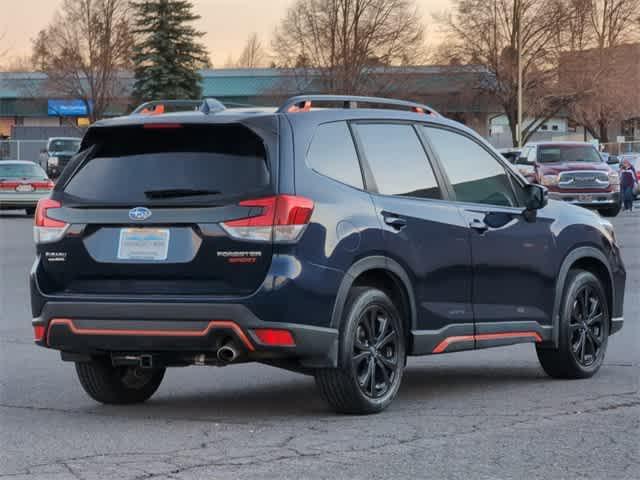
(537, 145), (602, 163)
(0, 163), (47, 180)
(49, 139), (81, 153)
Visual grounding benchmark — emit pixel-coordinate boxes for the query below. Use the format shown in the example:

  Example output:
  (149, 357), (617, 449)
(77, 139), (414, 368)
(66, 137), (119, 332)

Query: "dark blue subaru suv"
(30, 96), (626, 414)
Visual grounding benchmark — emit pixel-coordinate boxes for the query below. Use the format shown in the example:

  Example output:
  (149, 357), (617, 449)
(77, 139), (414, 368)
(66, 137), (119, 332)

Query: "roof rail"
(131, 98), (226, 116)
(276, 95), (439, 116)
(200, 98), (226, 114)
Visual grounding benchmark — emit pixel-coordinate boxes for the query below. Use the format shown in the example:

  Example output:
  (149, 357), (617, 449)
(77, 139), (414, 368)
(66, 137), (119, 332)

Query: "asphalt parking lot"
(1, 206), (638, 480)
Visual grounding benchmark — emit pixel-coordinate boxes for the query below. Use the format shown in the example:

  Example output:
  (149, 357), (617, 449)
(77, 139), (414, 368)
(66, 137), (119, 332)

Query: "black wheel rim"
(569, 285), (605, 367)
(352, 304), (399, 399)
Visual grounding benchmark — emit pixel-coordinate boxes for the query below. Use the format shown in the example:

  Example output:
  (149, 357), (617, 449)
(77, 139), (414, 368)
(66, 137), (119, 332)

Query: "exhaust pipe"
(217, 341), (240, 363)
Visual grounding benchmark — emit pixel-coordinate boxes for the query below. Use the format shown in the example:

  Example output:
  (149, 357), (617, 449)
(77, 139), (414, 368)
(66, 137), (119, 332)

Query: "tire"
(75, 358), (165, 404)
(25, 207), (35, 216)
(599, 205), (620, 217)
(536, 270), (609, 379)
(315, 287), (405, 414)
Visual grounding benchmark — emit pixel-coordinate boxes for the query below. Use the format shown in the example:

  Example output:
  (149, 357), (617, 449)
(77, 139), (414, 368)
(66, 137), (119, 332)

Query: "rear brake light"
(32, 180), (55, 190)
(221, 195), (314, 243)
(33, 325), (46, 342)
(143, 123), (183, 129)
(34, 199), (69, 244)
(253, 329), (295, 346)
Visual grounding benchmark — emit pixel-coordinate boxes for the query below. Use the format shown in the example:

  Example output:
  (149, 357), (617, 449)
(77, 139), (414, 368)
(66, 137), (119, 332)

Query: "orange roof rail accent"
(140, 104), (165, 115)
(288, 100), (312, 113)
(277, 95), (439, 116)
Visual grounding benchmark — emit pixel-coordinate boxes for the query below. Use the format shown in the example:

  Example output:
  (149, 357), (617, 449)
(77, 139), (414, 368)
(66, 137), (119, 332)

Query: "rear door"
(351, 122), (474, 354)
(40, 121), (278, 296)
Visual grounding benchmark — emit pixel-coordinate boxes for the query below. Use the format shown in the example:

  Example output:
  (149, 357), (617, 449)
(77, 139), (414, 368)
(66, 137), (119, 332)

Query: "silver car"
(0, 161), (54, 215)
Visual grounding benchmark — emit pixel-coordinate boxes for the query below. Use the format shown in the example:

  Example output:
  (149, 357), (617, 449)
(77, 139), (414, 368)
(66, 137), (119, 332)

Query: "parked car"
(499, 147), (535, 182)
(31, 96), (626, 414)
(39, 137), (81, 178)
(0, 160), (54, 215)
(600, 152), (620, 172)
(517, 142), (621, 216)
(498, 147), (521, 163)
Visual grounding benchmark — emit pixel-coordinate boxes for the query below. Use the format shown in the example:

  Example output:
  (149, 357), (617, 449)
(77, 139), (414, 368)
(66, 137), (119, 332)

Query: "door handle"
(469, 218), (489, 233)
(383, 214), (407, 230)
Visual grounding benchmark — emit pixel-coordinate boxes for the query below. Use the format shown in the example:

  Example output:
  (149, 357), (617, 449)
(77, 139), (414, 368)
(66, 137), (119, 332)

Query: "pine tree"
(131, 0), (210, 102)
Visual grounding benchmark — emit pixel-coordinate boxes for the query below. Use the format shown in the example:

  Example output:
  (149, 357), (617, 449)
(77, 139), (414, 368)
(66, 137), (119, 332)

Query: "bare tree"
(560, 0), (640, 141)
(272, 0), (426, 94)
(236, 33), (267, 68)
(438, 0), (575, 146)
(31, 30), (49, 72)
(0, 30), (7, 59)
(33, 0), (132, 122)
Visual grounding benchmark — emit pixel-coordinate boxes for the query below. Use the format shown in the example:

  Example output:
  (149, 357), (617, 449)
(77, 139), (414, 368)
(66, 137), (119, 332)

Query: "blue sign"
(47, 99), (91, 116)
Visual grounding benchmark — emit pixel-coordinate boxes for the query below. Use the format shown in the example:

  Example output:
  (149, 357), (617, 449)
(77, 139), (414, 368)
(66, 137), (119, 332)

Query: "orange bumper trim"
(433, 331), (542, 354)
(46, 318), (255, 351)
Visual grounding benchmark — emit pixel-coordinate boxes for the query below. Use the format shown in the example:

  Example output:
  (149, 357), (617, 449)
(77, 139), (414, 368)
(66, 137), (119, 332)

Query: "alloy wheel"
(352, 304), (399, 399)
(569, 285), (606, 367)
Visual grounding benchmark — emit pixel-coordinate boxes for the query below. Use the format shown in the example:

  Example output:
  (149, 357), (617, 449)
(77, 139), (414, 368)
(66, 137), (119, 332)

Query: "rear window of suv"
(62, 124), (270, 204)
(537, 145), (601, 163)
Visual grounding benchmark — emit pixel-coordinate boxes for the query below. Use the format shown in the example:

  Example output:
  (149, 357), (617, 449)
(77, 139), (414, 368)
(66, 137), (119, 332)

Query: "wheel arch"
(330, 256), (417, 341)
(552, 246), (614, 347)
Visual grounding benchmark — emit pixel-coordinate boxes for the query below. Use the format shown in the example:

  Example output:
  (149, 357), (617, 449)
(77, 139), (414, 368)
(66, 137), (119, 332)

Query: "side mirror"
(524, 183), (548, 212)
(607, 155), (619, 165)
(515, 156), (533, 166)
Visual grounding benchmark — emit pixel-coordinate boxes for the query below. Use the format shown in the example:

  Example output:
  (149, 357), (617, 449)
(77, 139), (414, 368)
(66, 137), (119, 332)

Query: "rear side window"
(306, 122), (363, 189)
(63, 124), (270, 203)
(354, 123), (441, 199)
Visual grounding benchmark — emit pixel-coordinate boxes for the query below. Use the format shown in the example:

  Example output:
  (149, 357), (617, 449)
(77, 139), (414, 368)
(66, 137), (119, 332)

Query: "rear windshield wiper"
(144, 188), (222, 199)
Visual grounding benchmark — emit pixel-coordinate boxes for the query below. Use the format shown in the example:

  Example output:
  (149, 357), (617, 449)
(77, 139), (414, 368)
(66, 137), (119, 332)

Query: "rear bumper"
(0, 192), (49, 208)
(33, 300), (338, 368)
(548, 190), (619, 207)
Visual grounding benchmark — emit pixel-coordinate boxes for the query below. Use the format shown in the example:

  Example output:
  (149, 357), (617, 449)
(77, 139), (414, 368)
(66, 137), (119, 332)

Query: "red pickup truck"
(516, 141), (621, 217)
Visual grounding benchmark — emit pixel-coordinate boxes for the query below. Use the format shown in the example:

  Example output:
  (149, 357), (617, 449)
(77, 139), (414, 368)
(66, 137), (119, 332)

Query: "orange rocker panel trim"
(432, 332), (543, 354)
(46, 318), (255, 351)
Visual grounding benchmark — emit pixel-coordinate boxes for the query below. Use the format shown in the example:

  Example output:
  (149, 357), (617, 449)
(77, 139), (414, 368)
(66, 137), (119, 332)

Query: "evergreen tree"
(131, 0), (210, 102)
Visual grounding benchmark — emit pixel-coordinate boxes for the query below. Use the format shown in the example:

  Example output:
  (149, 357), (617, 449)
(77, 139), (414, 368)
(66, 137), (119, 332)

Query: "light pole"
(516, 0), (523, 148)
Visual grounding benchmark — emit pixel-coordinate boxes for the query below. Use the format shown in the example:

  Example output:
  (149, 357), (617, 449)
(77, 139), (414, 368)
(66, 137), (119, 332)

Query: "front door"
(423, 126), (556, 348)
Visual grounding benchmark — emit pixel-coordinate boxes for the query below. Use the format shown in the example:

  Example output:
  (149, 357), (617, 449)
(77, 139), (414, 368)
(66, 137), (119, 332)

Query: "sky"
(0, 0), (452, 66)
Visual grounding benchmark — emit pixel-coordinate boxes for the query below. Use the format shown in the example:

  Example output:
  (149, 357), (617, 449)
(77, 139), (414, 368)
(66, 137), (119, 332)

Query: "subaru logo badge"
(129, 207), (152, 221)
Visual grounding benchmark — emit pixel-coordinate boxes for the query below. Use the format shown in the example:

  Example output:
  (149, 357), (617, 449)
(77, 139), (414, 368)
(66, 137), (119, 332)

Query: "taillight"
(32, 180), (55, 190)
(33, 325), (46, 342)
(221, 195), (314, 243)
(253, 328), (295, 346)
(34, 198), (68, 244)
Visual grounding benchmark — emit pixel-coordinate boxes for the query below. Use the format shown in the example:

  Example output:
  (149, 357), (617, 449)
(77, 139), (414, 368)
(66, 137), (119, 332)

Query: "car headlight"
(608, 172), (620, 192)
(47, 156), (59, 166)
(541, 174), (559, 186)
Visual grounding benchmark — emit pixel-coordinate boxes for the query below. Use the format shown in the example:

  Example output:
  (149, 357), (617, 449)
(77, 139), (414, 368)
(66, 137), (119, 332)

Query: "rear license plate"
(578, 194), (593, 202)
(15, 184), (35, 192)
(117, 228), (170, 261)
